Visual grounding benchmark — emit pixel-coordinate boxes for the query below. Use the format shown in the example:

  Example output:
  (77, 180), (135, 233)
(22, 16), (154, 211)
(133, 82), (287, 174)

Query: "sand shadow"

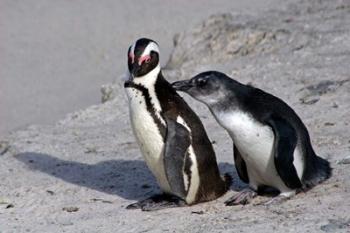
(218, 162), (248, 192)
(15, 153), (245, 201)
(15, 152), (159, 200)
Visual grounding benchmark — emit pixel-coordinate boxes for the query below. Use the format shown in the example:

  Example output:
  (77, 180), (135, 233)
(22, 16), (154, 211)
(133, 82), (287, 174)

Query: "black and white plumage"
(124, 39), (230, 211)
(172, 71), (331, 205)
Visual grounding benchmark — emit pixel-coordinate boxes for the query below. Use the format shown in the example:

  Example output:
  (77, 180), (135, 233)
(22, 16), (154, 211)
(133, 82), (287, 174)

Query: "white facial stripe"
(141, 42), (160, 57)
(130, 42), (136, 56)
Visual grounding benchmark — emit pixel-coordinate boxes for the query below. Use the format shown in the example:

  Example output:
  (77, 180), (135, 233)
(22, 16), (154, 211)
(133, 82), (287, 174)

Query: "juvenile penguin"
(172, 71), (331, 205)
(124, 39), (230, 211)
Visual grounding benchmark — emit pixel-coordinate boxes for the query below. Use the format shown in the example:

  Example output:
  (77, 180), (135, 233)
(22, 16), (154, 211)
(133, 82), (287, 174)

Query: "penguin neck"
(133, 64), (161, 88)
(127, 64), (167, 127)
(127, 64), (177, 118)
(209, 80), (248, 113)
(154, 71), (180, 113)
(154, 71), (173, 93)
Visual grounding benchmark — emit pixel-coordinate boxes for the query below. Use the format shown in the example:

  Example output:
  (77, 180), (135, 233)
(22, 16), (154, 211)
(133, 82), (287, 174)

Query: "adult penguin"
(124, 40), (231, 211)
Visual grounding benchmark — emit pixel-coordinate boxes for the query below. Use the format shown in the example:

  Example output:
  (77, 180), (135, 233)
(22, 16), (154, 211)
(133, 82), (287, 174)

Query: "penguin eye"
(139, 55), (151, 65)
(197, 78), (207, 87)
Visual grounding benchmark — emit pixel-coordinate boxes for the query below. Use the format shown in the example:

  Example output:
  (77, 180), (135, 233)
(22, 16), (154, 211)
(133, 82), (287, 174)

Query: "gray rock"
(320, 219), (350, 232)
(101, 83), (119, 103)
(166, 13), (285, 70)
(0, 141), (10, 155)
(337, 156), (350, 165)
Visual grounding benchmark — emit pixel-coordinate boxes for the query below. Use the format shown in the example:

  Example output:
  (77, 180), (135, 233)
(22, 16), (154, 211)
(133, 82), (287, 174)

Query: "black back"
(208, 71), (331, 188)
(155, 72), (229, 201)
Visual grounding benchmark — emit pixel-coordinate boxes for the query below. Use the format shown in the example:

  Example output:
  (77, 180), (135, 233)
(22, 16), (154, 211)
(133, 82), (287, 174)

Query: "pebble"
(62, 206), (79, 212)
(0, 141), (10, 155)
(320, 219), (350, 232)
(336, 156), (350, 164)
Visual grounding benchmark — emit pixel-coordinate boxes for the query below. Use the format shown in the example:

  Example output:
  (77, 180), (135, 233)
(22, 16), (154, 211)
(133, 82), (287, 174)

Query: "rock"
(0, 197), (10, 205)
(320, 219), (350, 232)
(6, 204), (14, 209)
(300, 97), (319, 105)
(191, 210), (205, 215)
(91, 198), (113, 204)
(62, 206), (79, 212)
(46, 190), (55, 195)
(166, 13), (285, 70)
(0, 141), (10, 155)
(337, 156), (350, 165)
(305, 80), (350, 96)
(85, 146), (98, 154)
(101, 83), (119, 103)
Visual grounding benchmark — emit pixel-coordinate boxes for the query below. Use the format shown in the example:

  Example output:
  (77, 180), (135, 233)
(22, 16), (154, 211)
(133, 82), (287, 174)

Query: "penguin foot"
(126, 194), (186, 211)
(260, 195), (290, 206)
(225, 188), (257, 206)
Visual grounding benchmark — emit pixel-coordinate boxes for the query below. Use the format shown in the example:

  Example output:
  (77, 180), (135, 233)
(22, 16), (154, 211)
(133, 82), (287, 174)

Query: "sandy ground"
(0, 0), (282, 137)
(1, 0), (350, 232)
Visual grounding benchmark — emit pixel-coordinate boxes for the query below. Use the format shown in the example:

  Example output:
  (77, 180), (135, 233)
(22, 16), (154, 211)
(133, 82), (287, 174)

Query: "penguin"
(172, 71), (332, 205)
(124, 39), (231, 211)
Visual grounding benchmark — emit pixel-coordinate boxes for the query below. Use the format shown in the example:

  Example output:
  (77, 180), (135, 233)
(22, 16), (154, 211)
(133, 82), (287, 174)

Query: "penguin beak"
(172, 80), (193, 92)
(131, 63), (142, 77)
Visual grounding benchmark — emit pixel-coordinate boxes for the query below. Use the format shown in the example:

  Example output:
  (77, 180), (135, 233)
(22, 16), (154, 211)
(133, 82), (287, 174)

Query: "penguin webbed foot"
(126, 193), (186, 211)
(225, 188), (257, 206)
(260, 195), (290, 206)
(259, 191), (295, 206)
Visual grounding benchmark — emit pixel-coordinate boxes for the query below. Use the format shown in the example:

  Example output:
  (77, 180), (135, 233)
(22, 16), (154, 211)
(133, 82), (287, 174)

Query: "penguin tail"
(302, 155), (332, 190)
(223, 173), (233, 191)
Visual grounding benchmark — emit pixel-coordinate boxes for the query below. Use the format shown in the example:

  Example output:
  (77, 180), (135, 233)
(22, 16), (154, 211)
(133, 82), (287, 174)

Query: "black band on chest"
(125, 81), (166, 139)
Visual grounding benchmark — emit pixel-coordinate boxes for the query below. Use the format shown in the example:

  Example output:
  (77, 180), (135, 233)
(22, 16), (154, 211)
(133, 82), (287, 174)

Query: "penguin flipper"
(163, 116), (191, 199)
(266, 116), (302, 189)
(233, 145), (249, 183)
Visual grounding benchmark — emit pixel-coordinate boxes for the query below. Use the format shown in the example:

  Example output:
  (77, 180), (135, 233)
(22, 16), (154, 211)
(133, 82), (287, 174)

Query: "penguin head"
(172, 71), (237, 107)
(127, 38), (160, 82)
(172, 71), (226, 106)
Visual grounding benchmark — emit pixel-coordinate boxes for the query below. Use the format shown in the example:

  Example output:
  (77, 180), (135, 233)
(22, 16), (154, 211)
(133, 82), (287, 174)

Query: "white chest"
(125, 87), (171, 192)
(216, 111), (274, 161)
(215, 111), (291, 190)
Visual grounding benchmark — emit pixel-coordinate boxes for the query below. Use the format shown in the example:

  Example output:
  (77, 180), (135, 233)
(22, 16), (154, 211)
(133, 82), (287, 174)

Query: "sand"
(1, 0), (350, 232)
